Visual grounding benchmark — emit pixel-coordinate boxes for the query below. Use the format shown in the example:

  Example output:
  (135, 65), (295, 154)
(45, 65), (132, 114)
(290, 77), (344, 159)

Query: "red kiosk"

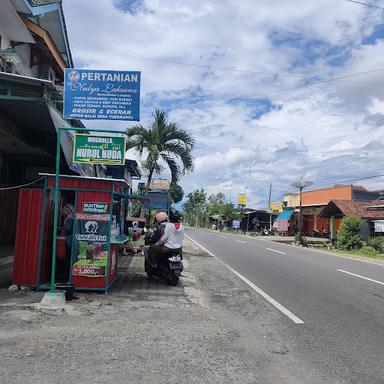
(13, 173), (140, 292)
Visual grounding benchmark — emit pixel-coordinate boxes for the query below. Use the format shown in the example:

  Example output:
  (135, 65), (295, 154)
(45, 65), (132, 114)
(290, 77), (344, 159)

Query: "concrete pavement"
(0, 237), (330, 384)
(187, 227), (384, 384)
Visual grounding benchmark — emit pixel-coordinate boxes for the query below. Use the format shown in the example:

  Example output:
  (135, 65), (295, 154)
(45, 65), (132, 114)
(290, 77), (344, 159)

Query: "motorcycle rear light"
(168, 255), (181, 262)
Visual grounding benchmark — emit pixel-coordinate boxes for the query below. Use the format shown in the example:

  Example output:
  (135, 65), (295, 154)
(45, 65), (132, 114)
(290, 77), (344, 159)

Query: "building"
(241, 209), (273, 232)
(0, 1), (146, 250)
(0, 0), (89, 246)
(106, 160), (142, 186)
(282, 185), (382, 237)
(320, 200), (384, 240)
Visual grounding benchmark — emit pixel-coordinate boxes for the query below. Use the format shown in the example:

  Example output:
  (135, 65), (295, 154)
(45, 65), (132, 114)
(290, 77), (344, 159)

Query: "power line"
(168, 65), (384, 107)
(320, 172), (384, 184)
(241, 66), (384, 100)
(75, 47), (384, 104)
(344, 0), (384, 10)
(75, 49), (306, 78)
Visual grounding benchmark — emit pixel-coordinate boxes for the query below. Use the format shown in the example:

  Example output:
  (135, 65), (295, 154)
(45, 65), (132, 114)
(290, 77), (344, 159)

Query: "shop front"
(273, 209), (295, 235)
(12, 174), (144, 292)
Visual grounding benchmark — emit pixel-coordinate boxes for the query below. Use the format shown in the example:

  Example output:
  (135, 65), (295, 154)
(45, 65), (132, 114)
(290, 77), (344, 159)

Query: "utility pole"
(246, 166), (251, 233)
(268, 184), (272, 231)
(291, 180), (313, 243)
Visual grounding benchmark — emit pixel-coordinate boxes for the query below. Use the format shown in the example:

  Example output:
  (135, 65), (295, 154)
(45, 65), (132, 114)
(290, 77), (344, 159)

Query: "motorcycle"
(143, 229), (183, 286)
(260, 227), (273, 236)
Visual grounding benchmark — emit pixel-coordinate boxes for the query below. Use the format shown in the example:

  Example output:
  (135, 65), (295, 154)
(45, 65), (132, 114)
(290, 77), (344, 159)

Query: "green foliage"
(294, 234), (308, 246)
(183, 189), (207, 226)
(367, 237), (384, 252)
(131, 199), (142, 218)
(360, 246), (378, 257)
(127, 109), (195, 188)
(169, 183), (184, 204)
(182, 191), (244, 227)
(208, 193), (225, 205)
(336, 216), (363, 250)
(205, 193), (244, 225)
(129, 190), (144, 217)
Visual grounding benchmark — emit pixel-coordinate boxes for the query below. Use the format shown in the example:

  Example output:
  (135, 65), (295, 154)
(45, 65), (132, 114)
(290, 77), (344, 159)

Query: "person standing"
(61, 204), (74, 282)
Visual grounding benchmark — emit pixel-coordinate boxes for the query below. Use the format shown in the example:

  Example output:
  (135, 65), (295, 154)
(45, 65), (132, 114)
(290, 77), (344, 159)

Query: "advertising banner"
(144, 191), (169, 210)
(63, 69), (140, 121)
(276, 220), (289, 232)
(72, 213), (110, 278)
(232, 220), (241, 229)
(73, 134), (126, 165)
(237, 193), (247, 206)
(270, 201), (283, 212)
(82, 202), (109, 214)
(374, 220), (384, 233)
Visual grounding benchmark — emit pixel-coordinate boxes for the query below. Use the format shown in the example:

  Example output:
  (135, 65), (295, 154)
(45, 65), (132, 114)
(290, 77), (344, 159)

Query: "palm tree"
(126, 109), (195, 191)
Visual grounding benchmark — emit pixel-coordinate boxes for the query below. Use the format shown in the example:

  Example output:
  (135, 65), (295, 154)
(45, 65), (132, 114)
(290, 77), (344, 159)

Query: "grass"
(329, 248), (384, 262)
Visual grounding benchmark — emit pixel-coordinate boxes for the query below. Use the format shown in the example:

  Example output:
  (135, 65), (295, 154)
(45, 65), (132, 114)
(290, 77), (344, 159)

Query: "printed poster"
(72, 213), (110, 278)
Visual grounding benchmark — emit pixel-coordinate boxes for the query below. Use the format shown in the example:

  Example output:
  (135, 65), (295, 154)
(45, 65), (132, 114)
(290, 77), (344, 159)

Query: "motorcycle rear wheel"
(166, 271), (179, 286)
(144, 260), (153, 278)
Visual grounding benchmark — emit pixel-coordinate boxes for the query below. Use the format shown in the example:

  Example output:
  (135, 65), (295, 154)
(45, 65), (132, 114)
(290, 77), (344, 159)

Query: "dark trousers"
(57, 245), (71, 282)
(148, 245), (181, 266)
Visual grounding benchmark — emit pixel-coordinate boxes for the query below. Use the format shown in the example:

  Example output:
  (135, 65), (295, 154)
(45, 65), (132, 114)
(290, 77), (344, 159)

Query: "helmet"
(155, 212), (168, 224)
(169, 210), (181, 223)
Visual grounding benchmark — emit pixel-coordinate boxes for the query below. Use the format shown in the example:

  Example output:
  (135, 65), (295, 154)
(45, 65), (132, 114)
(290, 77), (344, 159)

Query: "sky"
(63, 0), (384, 207)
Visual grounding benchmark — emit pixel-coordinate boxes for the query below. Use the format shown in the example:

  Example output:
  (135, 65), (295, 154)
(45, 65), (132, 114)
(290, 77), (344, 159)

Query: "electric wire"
(75, 49), (310, 79)
(74, 48), (384, 103)
(207, 67), (384, 103)
(344, 0), (384, 10)
(0, 177), (45, 191)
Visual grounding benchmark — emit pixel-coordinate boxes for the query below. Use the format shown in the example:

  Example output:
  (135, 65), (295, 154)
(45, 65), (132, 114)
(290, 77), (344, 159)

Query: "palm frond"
(126, 125), (149, 139)
(164, 126), (195, 149)
(161, 154), (180, 184)
(126, 109), (195, 183)
(163, 143), (194, 172)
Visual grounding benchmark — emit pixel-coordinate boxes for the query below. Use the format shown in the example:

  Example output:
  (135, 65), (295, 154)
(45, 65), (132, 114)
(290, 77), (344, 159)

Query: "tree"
(127, 109), (195, 191)
(169, 183), (184, 204)
(183, 189), (207, 226)
(208, 193), (225, 205)
(336, 216), (363, 250)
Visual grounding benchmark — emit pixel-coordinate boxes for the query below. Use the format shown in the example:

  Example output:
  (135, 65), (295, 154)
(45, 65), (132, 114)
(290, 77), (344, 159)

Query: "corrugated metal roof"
(27, 0), (58, 7)
(275, 209), (294, 221)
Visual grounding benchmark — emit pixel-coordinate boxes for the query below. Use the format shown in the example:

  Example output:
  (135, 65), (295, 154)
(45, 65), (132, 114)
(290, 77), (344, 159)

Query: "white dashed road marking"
(337, 269), (384, 286)
(186, 235), (304, 325)
(266, 248), (286, 255)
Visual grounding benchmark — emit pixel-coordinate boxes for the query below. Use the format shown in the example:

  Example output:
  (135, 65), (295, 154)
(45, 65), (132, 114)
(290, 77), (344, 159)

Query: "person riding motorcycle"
(150, 211), (168, 244)
(148, 210), (184, 266)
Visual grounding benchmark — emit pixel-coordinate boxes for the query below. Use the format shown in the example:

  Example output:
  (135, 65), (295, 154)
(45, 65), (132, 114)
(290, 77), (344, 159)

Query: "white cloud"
(62, 0), (384, 206)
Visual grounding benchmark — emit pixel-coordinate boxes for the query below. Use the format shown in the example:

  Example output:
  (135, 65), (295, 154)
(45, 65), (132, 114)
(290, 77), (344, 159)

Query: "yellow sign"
(270, 201), (283, 212)
(237, 193), (247, 206)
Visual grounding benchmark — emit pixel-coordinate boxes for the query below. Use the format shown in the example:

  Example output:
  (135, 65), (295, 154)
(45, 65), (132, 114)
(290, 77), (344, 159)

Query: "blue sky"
(63, 0), (384, 207)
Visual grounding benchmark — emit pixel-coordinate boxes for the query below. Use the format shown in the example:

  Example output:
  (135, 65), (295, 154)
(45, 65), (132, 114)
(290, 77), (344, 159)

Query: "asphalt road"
(186, 228), (384, 384)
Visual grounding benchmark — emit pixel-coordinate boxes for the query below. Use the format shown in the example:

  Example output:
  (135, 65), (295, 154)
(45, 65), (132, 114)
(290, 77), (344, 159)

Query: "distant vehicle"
(260, 227), (273, 236)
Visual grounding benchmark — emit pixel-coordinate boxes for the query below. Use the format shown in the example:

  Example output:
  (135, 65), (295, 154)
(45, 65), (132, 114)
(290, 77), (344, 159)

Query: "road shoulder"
(0, 237), (324, 384)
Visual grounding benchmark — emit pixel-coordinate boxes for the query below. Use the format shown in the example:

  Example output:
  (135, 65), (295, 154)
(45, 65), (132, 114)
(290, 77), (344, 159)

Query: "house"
(320, 200), (384, 240)
(282, 185), (382, 237)
(0, 0), (96, 245)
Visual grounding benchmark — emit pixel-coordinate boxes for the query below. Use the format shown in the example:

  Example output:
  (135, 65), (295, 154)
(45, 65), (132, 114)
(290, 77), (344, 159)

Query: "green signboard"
(73, 134), (126, 165)
(82, 202), (109, 214)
